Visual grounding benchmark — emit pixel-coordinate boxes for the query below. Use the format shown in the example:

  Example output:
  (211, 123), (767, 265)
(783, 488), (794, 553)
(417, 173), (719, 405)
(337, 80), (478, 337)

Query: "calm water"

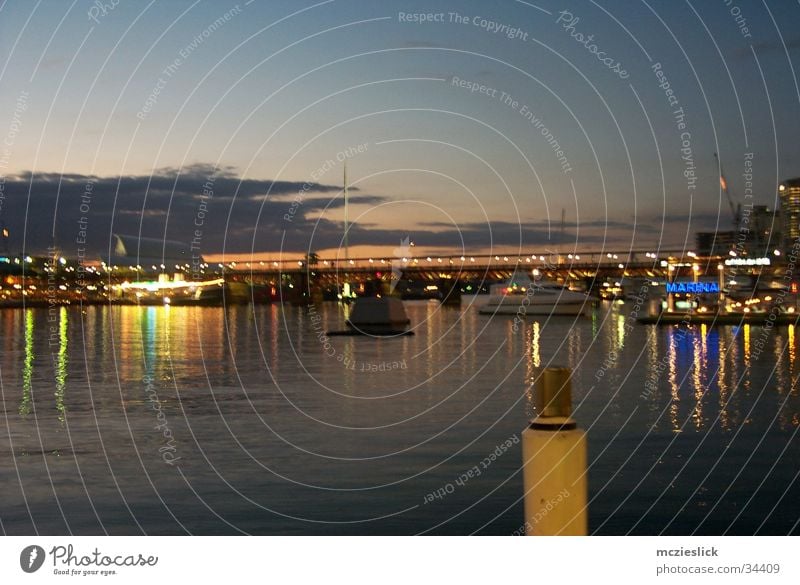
(1, 301), (798, 535)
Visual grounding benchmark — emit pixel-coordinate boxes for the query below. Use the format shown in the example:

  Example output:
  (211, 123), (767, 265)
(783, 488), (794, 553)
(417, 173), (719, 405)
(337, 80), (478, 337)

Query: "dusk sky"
(2, 0), (800, 261)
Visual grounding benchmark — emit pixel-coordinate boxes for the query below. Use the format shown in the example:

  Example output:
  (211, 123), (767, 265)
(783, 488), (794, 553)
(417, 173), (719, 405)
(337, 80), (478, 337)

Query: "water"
(1, 301), (798, 535)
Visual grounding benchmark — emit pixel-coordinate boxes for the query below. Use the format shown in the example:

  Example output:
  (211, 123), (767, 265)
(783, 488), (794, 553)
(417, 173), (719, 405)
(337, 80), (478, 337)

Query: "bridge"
(212, 249), (778, 301)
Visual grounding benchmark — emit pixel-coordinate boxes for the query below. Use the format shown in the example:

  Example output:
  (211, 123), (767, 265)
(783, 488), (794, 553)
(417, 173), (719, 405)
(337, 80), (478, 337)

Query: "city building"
(696, 230), (736, 256)
(779, 178), (800, 253)
(739, 204), (780, 257)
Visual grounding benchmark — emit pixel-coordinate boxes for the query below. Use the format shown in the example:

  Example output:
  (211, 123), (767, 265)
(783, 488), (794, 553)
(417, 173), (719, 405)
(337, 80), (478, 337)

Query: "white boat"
(478, 271), (592, 316)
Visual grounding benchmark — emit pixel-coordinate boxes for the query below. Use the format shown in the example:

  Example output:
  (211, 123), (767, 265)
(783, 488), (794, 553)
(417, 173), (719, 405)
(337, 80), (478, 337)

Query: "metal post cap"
(535, 367), (572, 418)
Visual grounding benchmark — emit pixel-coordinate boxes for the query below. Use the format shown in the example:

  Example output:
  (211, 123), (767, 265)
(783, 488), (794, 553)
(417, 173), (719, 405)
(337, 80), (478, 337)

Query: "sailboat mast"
(344, 160), (349, 261)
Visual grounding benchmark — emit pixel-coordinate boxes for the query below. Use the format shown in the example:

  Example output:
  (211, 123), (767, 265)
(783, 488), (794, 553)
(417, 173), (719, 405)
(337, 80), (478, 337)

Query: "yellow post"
(522, 367), (587, 535)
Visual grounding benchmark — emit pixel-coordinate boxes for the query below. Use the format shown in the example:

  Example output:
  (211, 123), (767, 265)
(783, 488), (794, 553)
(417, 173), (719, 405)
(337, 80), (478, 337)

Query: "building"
(780, 178), (800, 253)
(696, 230), (736, 256)
(738, 204), (780, 257)
(109, 234), (196, 272)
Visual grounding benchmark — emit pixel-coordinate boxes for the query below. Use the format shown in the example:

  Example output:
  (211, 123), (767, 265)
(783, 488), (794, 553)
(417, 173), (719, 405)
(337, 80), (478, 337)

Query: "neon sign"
(666, 282), (720, 294)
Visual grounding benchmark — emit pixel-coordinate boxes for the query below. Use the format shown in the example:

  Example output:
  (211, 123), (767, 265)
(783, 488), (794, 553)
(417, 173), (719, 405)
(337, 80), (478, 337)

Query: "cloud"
(0, 165), (377, 258)
(737, 37), (800, 58)
(0, 165), (686, 259)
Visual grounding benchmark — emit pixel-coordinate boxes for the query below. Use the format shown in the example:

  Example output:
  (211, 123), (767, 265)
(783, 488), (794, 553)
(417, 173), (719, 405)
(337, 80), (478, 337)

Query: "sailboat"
(338, 161), (356, 303)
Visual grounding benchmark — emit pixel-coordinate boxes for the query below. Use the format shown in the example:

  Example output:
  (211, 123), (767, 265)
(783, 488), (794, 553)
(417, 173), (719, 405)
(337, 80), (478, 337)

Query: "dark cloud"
(738, 37), (800, 58)
(337, 219), (632, 251)
(0, 165), (672, 259)
(656, 212), (729, 229)
(0, 165), (377, 258)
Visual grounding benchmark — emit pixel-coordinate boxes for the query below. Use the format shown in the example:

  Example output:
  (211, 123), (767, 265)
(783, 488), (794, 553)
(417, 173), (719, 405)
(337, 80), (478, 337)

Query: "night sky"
(1, 0), (799, 261)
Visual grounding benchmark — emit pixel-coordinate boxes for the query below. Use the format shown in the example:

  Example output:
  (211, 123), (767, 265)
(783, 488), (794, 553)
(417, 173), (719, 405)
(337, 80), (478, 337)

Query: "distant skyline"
(2, 0), (800, 260)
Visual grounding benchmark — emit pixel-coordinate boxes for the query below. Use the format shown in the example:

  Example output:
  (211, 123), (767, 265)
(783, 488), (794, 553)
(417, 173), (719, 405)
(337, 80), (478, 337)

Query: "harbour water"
(1, 301), (798, 535)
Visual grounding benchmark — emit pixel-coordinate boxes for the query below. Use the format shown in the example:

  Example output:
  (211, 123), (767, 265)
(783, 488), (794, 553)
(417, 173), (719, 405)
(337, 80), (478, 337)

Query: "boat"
(478, 271), (593, 316)
(328, 296), (413, 336)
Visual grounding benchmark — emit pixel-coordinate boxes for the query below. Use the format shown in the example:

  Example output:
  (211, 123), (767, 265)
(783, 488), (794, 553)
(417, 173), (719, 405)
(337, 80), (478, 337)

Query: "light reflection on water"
(1, 302), (798, 535)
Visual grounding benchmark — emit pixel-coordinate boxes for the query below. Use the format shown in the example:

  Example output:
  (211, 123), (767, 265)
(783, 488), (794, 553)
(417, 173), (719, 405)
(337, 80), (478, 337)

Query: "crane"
(714, 152), (740, 229)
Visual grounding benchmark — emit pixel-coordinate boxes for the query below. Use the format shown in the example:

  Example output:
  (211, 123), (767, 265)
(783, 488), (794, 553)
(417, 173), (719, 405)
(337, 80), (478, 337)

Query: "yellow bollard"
(522, 367), (587, 535)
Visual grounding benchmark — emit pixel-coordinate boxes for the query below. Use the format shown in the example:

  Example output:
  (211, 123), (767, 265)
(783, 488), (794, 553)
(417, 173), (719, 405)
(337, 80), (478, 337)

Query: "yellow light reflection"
(691, 326), (704, 429)
(717, 329), (730, 431)
(54, 307), (68, 423)
(616, 314), (626, 351)
(743, 324), (751, 392)
(19, 309), (34, 415)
